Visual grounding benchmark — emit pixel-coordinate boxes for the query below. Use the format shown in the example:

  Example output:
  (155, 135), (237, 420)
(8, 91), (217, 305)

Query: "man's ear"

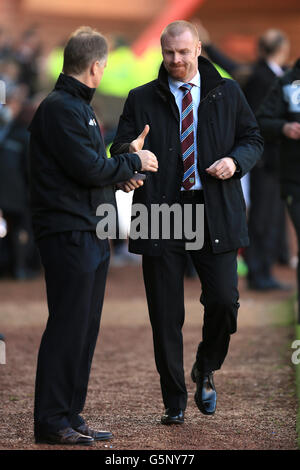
(197, 41), (202, 57)
(90, 60), (98, 77)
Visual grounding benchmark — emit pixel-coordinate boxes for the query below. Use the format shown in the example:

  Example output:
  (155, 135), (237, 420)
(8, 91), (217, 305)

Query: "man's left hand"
(116, 178), (144, 193)
(206, 157), (237, 180)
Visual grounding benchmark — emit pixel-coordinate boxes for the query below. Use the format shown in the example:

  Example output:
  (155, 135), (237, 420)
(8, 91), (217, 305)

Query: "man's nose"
(173, 53), (181, 64)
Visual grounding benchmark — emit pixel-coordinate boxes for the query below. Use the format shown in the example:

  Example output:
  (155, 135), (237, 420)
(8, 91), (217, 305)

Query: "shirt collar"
(266, 60), (284, 77)
(168, 70), (200, 93)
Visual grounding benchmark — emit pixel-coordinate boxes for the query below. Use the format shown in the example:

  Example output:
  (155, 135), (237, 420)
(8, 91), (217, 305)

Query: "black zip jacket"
(256, 58), (300, 202)
(111, 56), (263, 255)
(29, 73), (141, 240)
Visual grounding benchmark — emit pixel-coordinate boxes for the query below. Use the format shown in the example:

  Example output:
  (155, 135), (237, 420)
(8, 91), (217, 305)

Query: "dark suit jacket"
(243, 59), (283, 173)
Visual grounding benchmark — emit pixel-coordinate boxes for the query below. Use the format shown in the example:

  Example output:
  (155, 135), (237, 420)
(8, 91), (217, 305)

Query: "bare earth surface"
(0, 262), (298, 450)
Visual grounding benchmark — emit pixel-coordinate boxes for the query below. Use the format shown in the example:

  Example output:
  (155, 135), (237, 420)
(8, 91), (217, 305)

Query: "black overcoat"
(111, 57), (264, 255)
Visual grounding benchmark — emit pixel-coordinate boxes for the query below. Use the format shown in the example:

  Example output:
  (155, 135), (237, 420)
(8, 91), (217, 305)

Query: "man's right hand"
(129, 125), (150, 152)
(136, 150), (158, 172)
(282, 122), (300, 140)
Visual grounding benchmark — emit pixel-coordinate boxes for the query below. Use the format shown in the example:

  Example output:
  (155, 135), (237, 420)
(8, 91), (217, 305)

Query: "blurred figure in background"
(257, 59), (300, 319)
(196, 22), (291, 289)
(13, 27), (42, 97)
(0, 26), (13, 60)
(0, 88), (41, 280)
(243, 30), (292, 290)
(0, 26), (43, 279)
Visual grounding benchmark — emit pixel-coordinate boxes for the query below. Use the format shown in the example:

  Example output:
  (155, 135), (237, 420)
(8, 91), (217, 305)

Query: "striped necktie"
(180, 83), (195, 190)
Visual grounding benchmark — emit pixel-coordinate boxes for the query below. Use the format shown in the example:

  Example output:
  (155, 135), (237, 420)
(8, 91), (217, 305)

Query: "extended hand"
(116, 178), (144, 193)
(129, 125), (150, 152)
(136, 149), (158, 172)
(206, 157), (237, 179)
(282, 122), (300, 140)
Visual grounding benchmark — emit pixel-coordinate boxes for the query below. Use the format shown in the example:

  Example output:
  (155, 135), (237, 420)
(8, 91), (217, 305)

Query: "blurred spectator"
(195, 22), (291, 288)
(13, 27), (43, 96)
(0, 26), (44, 279)
(0, 93), (41, 279)
(0, 26), (13, 60)
(243, 30), (292, 290)
(194, 20), (252, 87)
(257, 59), (300, 319)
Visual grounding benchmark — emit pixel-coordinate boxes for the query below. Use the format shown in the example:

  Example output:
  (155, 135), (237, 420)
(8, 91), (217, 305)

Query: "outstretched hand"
(116, 178), (144, 193)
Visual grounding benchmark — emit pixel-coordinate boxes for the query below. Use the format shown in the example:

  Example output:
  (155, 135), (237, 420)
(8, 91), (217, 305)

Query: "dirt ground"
(0, 262), (298, 450)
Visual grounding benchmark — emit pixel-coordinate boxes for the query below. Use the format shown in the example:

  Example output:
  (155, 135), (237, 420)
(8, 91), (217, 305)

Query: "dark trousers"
(287, 200), (300, 321)
(142, 194), (239, 411)
(34, 231), (110, 437)
(245, 166), (288, 281)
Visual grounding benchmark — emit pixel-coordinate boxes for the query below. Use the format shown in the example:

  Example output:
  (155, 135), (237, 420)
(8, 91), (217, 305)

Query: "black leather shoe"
(73, 423), (113, 441)
(35, 426), (94, 446)
(191, 362), (217, 415)
(161, 408), (184, 425)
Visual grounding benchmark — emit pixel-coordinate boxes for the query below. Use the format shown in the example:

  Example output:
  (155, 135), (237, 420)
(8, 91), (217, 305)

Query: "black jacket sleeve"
(228, 81), (264, 177)
(42, 102), (141, 188)
(256, 78), (287, 141)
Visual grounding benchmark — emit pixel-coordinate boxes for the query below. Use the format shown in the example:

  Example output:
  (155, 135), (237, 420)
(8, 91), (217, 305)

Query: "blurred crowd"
(0, 22), (299, 300)
(0, 26), (44, 280)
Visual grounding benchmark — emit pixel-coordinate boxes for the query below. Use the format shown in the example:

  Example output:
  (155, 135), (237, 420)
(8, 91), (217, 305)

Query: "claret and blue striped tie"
(180, 83), (195, 190)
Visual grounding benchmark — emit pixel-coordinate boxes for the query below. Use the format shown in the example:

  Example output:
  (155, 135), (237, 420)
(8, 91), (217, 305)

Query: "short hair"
(160, 20), (199, 45)
(63, 26), (108, 75)
(258, 29), (288, 58)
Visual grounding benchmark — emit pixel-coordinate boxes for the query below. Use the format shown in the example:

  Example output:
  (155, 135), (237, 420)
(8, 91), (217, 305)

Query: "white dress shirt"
(266, 60), (284, 77)
(168, 71), (202, 190)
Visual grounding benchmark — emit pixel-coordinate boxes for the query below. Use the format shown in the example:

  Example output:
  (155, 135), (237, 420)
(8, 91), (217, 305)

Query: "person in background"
(196, 22), (292, 287)
(243, 30), (292, 290)
(0, 96), (41, 280)
(257, 58), (300, 320)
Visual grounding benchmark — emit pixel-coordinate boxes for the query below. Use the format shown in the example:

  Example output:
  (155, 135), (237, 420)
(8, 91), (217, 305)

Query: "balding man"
(111, 20), (263, 425)
(243, 30), (291, 291)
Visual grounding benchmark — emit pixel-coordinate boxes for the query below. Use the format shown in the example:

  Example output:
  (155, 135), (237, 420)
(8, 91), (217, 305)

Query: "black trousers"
(34, 231), (110, 437)
(142, 193), (240, 411)
(245, 166), (288, 281)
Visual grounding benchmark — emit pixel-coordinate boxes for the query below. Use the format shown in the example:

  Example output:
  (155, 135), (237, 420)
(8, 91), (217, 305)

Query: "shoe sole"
(93, 435), (113, 441)
(161, 420), (184, 425)
(35, 439), (94, 446)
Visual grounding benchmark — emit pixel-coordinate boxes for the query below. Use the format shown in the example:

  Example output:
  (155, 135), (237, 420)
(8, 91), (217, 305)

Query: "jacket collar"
(293, 58), (300, 75)
(157, 55), (225, 101)
(54, 73), (95, 104)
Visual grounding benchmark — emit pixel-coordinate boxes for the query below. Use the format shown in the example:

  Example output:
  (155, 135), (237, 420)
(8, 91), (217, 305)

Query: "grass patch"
(295, 324), (300, 449)
(269, 295), (300, 448)
(271, 297), (296, 327)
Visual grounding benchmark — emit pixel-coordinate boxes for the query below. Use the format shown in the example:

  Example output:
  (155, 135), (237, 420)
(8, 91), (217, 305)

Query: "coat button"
(154, 243), (158, 247)
(162, 195), (166, 199)
(212, 94), (216, 98)
(214, 239), (220, 244)
(169, 148), (173, 151)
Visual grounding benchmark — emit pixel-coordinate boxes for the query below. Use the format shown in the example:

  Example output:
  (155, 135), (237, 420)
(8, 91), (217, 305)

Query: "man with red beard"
(111, 21), (263, 424)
